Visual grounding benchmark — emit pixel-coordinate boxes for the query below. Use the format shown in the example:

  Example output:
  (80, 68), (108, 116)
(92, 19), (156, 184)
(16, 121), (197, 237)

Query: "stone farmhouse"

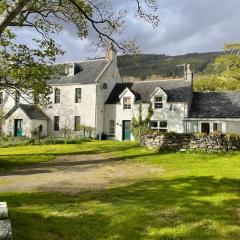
(1, 46), (240, 140)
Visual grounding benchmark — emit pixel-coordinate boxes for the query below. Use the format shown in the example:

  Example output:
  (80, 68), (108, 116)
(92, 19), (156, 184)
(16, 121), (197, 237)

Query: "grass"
(0, 141), (239, 239)
(0, 140), (138, 172)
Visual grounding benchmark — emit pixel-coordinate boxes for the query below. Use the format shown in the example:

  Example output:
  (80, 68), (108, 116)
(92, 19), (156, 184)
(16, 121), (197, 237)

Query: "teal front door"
(122, 120), (131, 140)
(14, 119), (23, 137)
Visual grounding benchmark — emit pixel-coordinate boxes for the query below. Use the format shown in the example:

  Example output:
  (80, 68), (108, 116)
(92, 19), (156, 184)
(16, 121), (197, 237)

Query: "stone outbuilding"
(3, 104), (48, 138)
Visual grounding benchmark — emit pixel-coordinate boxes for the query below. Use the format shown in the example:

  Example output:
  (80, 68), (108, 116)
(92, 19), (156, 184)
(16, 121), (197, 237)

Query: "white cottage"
(1, 47), (240, 140)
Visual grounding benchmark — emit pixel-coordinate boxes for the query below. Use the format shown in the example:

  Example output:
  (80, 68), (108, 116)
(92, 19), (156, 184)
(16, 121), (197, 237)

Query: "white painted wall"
(31, 119), (48, 137)
(95, 54), (122, 136)
(225, 121), (240, 133)
(43, 83), (97, 137)
(2, 108), (31, 137)
(104, 87), (187, 141)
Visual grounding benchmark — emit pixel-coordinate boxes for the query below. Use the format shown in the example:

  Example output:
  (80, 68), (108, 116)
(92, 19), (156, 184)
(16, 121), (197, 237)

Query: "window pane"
(160, 121), (167, 128)
(150, 121), (158, 128)
(154, 96), (163, 109)
(54, 116), (60, 131)
(55, 89), (60, 103)
(123, 97), (131, 109)
(74, 116), (81, 131)
(75, 88), (81, 103)
(109, 120), (115, 135)
(213, 123), (222, 132)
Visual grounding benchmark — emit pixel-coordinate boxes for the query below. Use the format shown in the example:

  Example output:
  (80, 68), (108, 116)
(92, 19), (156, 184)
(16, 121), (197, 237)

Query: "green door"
(122, 120), (131, 140)
(14, 119), (23, 137)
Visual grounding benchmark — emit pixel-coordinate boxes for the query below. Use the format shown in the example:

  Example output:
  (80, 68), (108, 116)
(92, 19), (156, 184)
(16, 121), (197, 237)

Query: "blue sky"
(14, 0), (240, 62)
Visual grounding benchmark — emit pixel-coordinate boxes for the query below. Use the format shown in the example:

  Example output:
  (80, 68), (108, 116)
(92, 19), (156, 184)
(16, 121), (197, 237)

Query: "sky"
(14, 0), (240, 62)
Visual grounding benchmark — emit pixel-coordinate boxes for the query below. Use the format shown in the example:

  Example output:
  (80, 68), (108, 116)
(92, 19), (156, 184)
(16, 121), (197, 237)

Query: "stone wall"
(0, 202), (12, 240)
(141, 132), (240, 152)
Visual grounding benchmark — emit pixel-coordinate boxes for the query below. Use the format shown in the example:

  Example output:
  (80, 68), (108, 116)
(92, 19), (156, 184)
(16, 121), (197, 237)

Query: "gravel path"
(0, 153), (163, 193)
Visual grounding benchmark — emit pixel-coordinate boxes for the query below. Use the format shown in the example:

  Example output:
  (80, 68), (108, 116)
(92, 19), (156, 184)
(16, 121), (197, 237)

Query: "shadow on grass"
(0, 151), (160, 176)
(0, 141), (140, 173)
(1, 176), (239, 240)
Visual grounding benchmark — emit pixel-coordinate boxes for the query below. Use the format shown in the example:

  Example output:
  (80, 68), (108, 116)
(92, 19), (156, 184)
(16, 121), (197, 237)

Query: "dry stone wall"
(141, 132), (240, 152)
(0, 202), (12, 240)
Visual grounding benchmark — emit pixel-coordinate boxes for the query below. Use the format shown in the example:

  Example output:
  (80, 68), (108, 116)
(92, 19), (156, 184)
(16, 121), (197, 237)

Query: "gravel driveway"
(0, 153), (163, 193)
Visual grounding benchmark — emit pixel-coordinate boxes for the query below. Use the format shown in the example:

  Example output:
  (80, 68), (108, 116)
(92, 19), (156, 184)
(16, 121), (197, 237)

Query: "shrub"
(54, 139), (65, 144)
(65, 139), (77, 144)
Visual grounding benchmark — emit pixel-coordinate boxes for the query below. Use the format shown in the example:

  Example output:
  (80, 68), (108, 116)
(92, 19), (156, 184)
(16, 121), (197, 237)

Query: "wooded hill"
(118, 52), (222, 80)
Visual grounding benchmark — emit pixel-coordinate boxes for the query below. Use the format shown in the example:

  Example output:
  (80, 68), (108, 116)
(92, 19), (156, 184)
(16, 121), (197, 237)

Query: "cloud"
(14, 0), (240, 61)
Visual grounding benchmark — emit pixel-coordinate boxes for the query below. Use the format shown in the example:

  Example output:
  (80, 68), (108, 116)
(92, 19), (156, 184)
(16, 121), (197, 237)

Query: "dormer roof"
(106, 79), (192, 104)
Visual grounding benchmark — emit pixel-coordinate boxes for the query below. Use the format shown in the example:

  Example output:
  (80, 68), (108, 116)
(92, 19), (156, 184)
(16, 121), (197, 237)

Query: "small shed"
(3, 104), (48, 138)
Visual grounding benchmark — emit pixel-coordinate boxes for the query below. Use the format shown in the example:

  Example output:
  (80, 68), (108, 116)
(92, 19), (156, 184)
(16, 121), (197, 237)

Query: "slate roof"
(106, 79), (192, 104)
(4, 104), (48, 120)
(189, 92), (240, 118)
(48, 59), (108, 85)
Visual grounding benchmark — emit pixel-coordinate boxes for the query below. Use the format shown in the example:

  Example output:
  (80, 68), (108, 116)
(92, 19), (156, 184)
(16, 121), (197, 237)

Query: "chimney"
(106, 42), (117, 63)
(185, 64), (193, 82)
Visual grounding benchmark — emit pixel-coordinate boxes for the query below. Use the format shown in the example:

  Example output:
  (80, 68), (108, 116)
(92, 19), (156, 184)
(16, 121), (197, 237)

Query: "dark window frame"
(75, 88), (82, 103)
(54, 116), (60, 131)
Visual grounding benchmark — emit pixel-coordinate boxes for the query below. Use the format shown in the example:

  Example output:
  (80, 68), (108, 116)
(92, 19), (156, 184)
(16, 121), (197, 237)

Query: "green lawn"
(0, 141), (239, 240)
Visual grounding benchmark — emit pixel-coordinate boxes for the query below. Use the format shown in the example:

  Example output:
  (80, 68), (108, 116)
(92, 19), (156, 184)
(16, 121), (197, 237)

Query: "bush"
(65, 139), (77, 144)
(54, 139), (65, 144)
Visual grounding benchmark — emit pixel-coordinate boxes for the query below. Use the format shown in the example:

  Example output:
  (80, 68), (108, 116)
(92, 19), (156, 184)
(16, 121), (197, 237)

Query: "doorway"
(14, 119), (23, 137)
(122, 120), (131, 140)
(201, 122), (210, 134)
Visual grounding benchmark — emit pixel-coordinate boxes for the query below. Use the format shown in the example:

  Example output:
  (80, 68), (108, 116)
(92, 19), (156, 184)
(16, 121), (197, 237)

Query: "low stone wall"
(0, 202), (12, 240)
(141, 132), (240, 152)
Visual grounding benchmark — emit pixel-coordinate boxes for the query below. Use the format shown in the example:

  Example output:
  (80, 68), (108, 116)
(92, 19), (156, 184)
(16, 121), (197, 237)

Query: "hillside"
(118, 52), (222, 81)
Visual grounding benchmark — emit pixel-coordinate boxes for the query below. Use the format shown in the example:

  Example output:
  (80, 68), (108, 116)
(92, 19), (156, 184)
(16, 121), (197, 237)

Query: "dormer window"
(154, 96), (163, 109)
(123, 97), (131, 109)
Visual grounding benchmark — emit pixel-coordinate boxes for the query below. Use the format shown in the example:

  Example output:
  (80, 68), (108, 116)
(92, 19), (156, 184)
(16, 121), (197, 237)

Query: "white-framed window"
(0, 91), (3, 105)
(154, 96), (163, 109)
(54, 88), (60, 104)
(213, 123), (222, 132)
(149, 121), (168, 132)
(109, 120), (115, 135)
(123, 97), (131, 109)
(74, 116), (81, 131)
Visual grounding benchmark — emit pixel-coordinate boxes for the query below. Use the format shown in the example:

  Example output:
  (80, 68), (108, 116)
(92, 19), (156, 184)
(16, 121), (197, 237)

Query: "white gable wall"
(95, 60), (122, 136)
(2, 108), (32, 137)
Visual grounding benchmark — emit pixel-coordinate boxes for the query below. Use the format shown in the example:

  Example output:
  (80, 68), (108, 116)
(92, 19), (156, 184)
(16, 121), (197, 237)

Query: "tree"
(194, 42), (240, 92)
(215, 43), (240, 81)
(0, 0), (160, 104)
